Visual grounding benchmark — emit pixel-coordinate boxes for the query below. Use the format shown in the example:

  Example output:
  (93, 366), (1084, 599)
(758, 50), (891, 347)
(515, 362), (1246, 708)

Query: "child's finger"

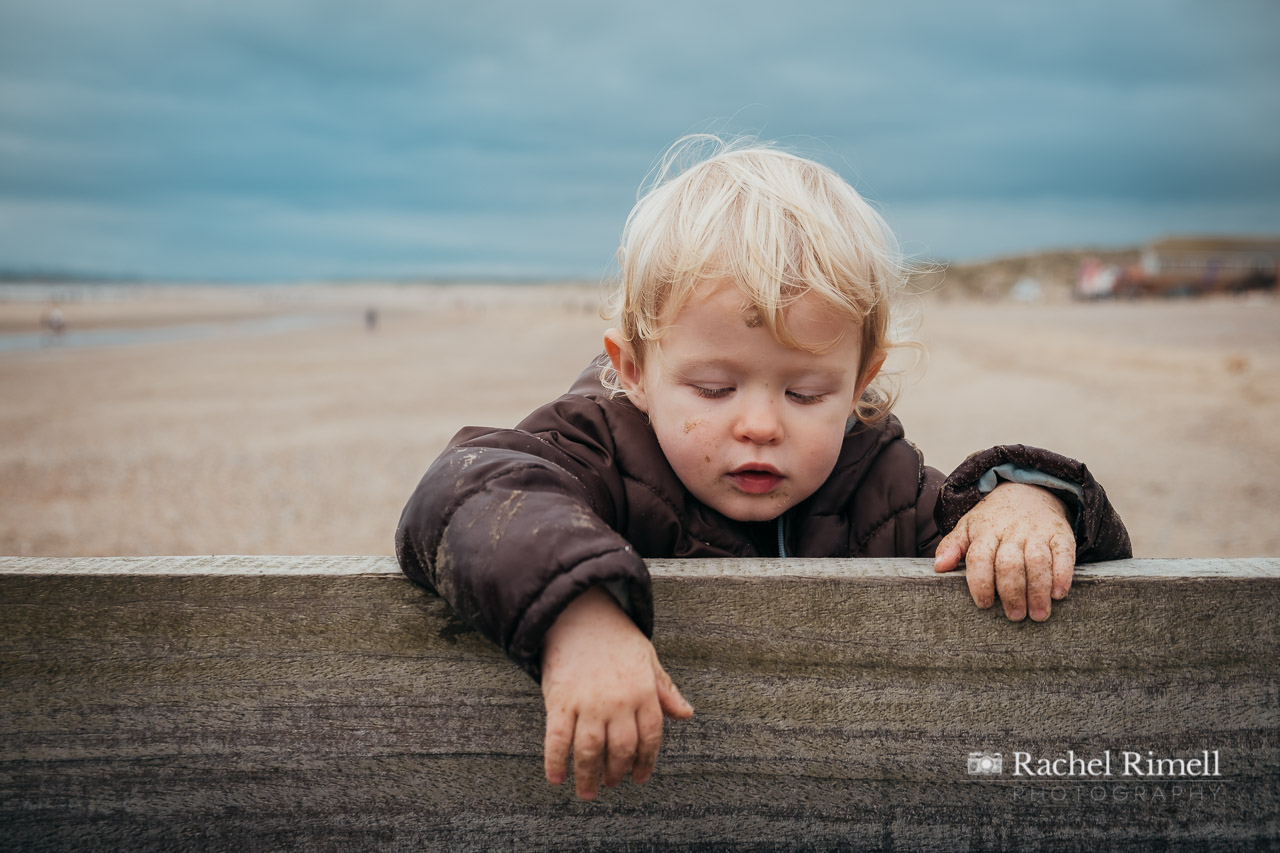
(1024, 540), (1053, 622)
(1050, 532), (1075, 599)
(654, 660), (694, 719)
(602, 717), (638, 788)
(963, 533), (997, 609)
(994, 539), (1027, 621)
(632, 702), (664, 785)
(933, 524), (970, 573)
(572, 721), (606, 801)
(543, 707), (575, 786)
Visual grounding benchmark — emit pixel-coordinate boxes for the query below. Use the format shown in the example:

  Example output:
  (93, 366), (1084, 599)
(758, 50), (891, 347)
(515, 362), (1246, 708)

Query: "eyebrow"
(670, 358), (849, 383)
(669, 358), (739, 376)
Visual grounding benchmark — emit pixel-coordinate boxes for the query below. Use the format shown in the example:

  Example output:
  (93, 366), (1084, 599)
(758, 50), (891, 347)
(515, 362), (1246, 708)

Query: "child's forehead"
(686, 281), (761, 321)
(675, 277), (846, 321)
(664, 277), (858, 353)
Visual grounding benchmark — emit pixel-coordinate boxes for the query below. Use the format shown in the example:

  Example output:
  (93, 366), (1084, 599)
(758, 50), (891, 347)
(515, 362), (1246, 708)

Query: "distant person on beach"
(396, 135), (1131, 800)
(42, 307), (66, 343)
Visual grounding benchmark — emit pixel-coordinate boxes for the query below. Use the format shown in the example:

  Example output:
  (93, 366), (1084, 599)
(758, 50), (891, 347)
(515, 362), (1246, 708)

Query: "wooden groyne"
(2, 556), (1277, 851)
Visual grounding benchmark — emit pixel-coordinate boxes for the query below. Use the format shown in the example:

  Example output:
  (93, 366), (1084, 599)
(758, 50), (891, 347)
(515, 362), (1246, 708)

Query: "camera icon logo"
(968, 751), (1002, 775)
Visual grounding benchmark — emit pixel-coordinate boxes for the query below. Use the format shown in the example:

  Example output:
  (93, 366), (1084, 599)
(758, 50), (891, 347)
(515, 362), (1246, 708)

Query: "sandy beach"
(1, 282), (1277, 559)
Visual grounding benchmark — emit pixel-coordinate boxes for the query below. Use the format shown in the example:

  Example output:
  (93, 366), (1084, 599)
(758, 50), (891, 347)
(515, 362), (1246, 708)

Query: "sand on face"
(0, 284), (1276, 558)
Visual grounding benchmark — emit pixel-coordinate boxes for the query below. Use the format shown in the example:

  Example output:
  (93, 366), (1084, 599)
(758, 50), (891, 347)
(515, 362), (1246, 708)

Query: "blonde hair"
(603, 134), (916, 424)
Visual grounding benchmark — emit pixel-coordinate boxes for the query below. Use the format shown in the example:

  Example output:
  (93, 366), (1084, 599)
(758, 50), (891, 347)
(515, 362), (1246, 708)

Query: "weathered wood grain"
(1, 557), (1277, 851)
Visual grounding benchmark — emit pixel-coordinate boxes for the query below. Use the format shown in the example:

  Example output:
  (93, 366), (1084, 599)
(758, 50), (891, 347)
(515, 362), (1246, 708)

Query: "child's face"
(607, 280), (880, 523)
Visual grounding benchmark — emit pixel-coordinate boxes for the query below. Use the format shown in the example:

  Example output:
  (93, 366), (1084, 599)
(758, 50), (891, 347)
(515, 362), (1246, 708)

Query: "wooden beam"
(2, 556), (1277, 850)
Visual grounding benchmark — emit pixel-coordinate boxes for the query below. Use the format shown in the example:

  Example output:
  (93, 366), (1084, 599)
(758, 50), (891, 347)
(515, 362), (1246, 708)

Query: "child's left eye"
(693, 386), (733, 399)
(787, 391), (827, 404)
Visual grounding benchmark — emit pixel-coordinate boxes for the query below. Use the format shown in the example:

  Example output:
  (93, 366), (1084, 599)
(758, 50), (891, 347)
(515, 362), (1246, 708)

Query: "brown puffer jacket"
(396, 358), (1131, 680)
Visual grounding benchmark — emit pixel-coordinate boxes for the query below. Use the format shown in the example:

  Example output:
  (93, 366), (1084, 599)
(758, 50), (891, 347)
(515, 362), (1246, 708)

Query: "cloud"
(1, 0), (1277, 276)
(886, 196), (1280, 262)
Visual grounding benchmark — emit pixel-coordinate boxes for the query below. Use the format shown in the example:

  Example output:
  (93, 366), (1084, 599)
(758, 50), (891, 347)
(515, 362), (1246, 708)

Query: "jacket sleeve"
(913, 463), (948, 557)
(395, 401), (652, 682)
(934, 444), (1133, 563)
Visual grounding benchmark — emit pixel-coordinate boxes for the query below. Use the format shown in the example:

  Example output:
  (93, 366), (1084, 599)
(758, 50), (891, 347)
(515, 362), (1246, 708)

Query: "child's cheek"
(675, 418), (718, 467)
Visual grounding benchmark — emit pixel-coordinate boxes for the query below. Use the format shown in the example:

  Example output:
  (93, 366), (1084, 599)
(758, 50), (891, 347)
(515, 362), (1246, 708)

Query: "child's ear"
(851, 350), (887, 413)
(603, 328), (649, 413)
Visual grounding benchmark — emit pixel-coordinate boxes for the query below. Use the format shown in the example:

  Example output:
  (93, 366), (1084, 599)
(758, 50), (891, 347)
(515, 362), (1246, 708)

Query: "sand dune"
(1, 283), (1276, 558)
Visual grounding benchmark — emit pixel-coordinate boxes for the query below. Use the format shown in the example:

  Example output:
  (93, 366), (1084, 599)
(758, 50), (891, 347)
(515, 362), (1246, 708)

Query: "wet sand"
(1, 284), (1277, 558)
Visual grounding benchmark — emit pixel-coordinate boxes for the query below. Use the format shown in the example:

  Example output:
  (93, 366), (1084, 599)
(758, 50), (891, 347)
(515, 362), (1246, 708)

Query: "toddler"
(396, 135), (1131, 801)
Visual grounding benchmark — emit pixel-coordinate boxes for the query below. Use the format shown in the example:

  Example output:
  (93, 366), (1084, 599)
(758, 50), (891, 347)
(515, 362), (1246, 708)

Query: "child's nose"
(732, 394), (784, 445)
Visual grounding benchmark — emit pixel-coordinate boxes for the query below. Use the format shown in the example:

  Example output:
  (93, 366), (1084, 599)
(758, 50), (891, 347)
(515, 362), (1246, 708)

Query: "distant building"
(1138, 236), (1280, 294)
(1078, 236), (1279, 298)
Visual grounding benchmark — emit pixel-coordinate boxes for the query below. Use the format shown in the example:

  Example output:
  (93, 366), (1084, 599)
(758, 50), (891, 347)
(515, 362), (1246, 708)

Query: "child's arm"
(541, 586), (693, 800)
(933, 482), (1074, 620)
(395, 386), (689, 794)
(395, 413), (652, 681)
(930, 444), (1132, 620)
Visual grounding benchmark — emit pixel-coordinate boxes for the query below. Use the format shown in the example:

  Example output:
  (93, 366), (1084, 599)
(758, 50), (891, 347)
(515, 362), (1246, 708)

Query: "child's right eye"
(693, 386), (733, 399)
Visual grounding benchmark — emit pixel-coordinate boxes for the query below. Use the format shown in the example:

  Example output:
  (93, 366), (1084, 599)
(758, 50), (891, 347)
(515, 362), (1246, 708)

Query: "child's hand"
(540, 586), (694, 800)
(933, 482), (1075, 621)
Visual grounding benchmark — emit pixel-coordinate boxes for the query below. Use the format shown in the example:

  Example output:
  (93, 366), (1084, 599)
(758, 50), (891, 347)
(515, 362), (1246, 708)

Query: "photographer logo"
(968, 751), (1002, 775)
(964, 748), (1222, 780)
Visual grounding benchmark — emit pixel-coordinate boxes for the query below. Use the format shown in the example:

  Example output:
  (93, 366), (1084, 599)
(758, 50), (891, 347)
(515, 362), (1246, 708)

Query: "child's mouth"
(728, 468), (784, 494)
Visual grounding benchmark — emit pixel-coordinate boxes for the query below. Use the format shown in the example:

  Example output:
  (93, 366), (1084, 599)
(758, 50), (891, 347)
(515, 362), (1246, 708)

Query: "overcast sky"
(1, 0), (1278, 281)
